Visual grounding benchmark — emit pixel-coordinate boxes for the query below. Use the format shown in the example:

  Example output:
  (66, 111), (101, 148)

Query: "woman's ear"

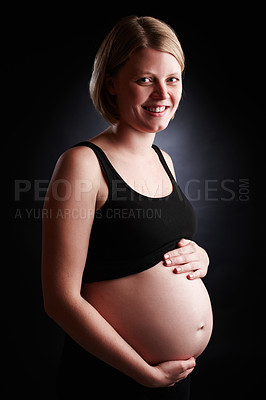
(105, 74), (116, 95)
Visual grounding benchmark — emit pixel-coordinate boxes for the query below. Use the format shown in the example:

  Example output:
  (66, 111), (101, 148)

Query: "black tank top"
(73, 141), (197, 283)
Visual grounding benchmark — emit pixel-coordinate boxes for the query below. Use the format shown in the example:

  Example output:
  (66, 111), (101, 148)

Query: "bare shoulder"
(160, 149), (177, 180)
(45, 144), (103, 204)
(52, 144), (101, 183)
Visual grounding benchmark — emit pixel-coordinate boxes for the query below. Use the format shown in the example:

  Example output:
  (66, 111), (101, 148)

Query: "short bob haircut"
(89, 15), (185, 125)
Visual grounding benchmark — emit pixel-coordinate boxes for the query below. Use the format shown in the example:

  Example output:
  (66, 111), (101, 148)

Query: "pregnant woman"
(42, 16), (213, 399)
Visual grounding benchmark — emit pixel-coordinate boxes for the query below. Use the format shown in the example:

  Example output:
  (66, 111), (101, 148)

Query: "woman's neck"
(107, 122), (156, 156)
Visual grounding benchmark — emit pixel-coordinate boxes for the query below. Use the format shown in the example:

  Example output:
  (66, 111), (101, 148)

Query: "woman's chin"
(137, 118), (171, 134)
(147, 120), (171, 133)
(118, 115), (172, 135)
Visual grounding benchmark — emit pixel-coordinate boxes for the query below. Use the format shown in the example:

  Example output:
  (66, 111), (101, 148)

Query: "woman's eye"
(138, 77), (151, 84)
(168, 77), (179, 83)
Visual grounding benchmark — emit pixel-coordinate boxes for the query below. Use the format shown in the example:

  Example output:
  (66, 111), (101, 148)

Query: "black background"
(6, 4), (257, 399)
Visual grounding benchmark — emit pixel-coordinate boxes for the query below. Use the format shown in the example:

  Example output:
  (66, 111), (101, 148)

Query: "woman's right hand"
(147, 357), (196, 388)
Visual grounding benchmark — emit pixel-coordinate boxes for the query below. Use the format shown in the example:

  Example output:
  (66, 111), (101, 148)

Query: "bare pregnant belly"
(82, 261), (213, 365)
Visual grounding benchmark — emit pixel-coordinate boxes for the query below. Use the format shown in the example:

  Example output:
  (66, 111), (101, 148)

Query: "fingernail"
(173, 268), (178, 274)
(165, 259), (172, 266)
(164, 254), (170, 259)
(188, 273), (194, 279)
(180, 238), (189, 245)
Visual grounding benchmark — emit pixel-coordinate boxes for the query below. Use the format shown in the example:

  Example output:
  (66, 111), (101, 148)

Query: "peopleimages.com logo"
(183, 178), (250, 202)
(13, 177), (250, 220)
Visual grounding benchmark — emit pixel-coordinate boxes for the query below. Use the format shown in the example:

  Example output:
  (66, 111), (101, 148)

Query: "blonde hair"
(89, 15), (185, 125)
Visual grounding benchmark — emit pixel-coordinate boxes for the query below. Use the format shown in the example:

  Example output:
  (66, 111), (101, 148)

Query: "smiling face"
(106, 48), (182, 134)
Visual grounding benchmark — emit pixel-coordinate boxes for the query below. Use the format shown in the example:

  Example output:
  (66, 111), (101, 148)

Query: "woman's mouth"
(141, 105), (169, 116)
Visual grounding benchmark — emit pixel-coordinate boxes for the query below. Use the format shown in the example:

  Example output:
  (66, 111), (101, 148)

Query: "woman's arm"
(42, 146), (195, 388)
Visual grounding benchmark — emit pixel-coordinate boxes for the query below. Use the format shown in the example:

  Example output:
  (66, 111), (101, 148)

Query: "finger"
(167, 360), (195, 385)
(187, 268), (206, 280)
(171, 253), (199, 266)
(171, 241), (197, 257)
(177, 358), (196, 378)
(164, 248), (181, 263)
(178, 238), (191, 247)
(178, 366), (195, 381)
(184, 357), (196, 369)
(164, 240), (193, 261)
(164, 246), (197, 266)
(173, 262), (201, 275)
(165, 253), (200, 268)
(178, 357), (196, 371)
(178, 240), (198, 255)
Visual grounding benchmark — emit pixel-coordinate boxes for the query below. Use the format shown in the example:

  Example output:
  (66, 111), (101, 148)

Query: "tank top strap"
(72, 141), (119, 182)
(73, 142), (176, 186)
(152, 144), (176, 183)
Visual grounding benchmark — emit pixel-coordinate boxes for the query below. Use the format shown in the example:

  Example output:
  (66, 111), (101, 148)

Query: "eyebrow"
(132, 71), (181, 78)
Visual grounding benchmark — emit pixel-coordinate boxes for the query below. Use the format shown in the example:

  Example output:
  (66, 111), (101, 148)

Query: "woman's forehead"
(122, 48), (181, 77)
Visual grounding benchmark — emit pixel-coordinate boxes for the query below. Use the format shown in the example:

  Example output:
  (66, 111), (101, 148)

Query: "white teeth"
(145, 106), (166, 113)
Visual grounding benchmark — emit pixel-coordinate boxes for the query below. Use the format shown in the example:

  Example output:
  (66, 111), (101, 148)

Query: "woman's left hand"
(163, 239), (209, 280)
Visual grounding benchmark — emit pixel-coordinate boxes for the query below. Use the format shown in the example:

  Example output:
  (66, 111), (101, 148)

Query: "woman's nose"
(151, 82), (169, 100)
